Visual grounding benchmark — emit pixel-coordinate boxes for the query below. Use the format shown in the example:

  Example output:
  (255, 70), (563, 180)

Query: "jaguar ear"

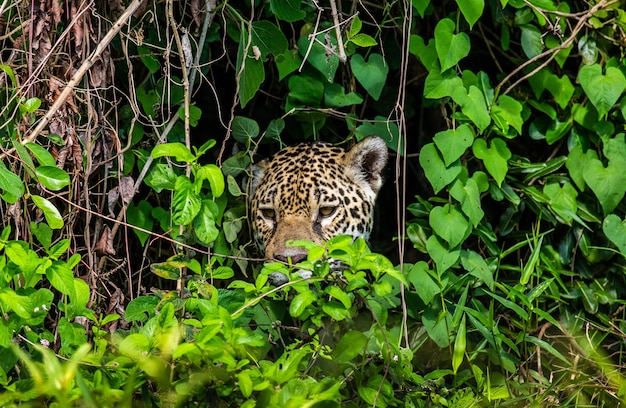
(345, 136), (388, 194)
(247, 159), (268, 199)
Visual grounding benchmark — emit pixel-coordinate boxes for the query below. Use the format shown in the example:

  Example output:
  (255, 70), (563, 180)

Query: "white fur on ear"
(247, 160), (268, 199)
(344, 136), (388, 194)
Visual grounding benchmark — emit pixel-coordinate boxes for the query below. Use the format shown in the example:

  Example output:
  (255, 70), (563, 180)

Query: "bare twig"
(329, 0), (347, 63)
(18, 0), (144, 148)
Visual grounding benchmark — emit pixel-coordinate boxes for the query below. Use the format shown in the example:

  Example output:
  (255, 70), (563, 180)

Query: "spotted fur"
(248, 136), (388, 263)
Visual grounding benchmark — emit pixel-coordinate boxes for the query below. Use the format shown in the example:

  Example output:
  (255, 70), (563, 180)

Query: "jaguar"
(248, 136), (388, 266)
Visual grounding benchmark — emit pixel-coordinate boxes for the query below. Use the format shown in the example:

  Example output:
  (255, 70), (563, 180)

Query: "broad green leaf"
(350, 34), (377, 47)
(350, 53), (388, 101)
(354, 116), (401, 152)
(545, 74), (575, 110)
(145, 162), (177, 192)
(333, 331), (368, 363)
(125, 296), (159, 322)
(35, 166), (71, 191)
(412, 0), (430, 17)
(232, 116), (260, 143)
(576, 281), (598, 314)
(31, 221), (52, 250)
(287, 75), (324, 107)
(520, 25), (542, 58)
(237, 25), (265, 107)
(127, 200), (154, 246)
(426, 235), (460, 275)
(578, 64), (626, 118)
(270, 0), (305, 22)
(424, 69), (464, 99)
(0, 162), (24, 203)
(193, 200), (220, 244)
(251, 21), (288, 58)
(452, 85), (491, 132)
(429, 204), (471, 248)
(275, 49), (302, 80)
(456, 0), (484, 28)
(419, 143), (462, 193)
(408, 262), (440, 304)
(472, 138), (511, 187)
(137, 45), (160, 73)
(603, 214), (626, 257)
(322, 300), (350, 320)
(195, 164), (225, 198)
(152, 142), (195, 163)
(544, 182), (578, 224)
(432, 125), (474, 166)
(582, 134), (626, 214)
(289, 290), (316, 318)
(325, 285), (352, 309)
(45, 262), (76, 298)
(31, 195), (64, 229)
(25, 142), (56, 167)
(297, 35), (338, 82)
(177, 104), (202, 127)
(172, 176), (201, 225)
(324, 83), (363, 108)
(0, 289), (33, 319)
(450, 178), (484, 226)
(434, 18), (470, 72)
(422, 307), (452, 347)
(491, 95), (523, 135)
(409, 34), (438, 71)
(460, 250), (495, 290)
(151, 262), (181, 280)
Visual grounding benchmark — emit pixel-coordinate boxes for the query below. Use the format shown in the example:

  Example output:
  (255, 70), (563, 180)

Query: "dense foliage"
(0, 0), (625, 405)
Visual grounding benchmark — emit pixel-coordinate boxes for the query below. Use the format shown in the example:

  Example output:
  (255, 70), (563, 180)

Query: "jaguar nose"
(273, 253), (307, 264)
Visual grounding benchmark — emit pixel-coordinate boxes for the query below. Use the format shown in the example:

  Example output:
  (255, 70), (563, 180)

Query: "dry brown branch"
(15, 0), (144, 151)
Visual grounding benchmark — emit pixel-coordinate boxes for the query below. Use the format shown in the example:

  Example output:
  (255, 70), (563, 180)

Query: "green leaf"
(472, 138), (511, 187)
(452, 85), (491, 132)
(350, 34), (377, 47)
(46, 262), (76, 298)
(520, 25), (543, 58)
(177, 105), (202, 127)
(297, 35), (338, 82)
(603, 214), (626, 257)
(424, 69), (464, 99)
(275, 49), (302, 80)
(25, 142), (56, 167)
(125, 296), (159, 322)
(127, 200), (154, 246)
(429, 204), (471, 248)
(582, 134), (626, 214)
(31, 195), (64, 229)
(324, 83), (363, 108)
(491, 95), (523, 135)
(237, 25), (265, 107)
(452, 314), (466, 373)
(270, 0), (305, 22)
(545, 74), (575, 110)
(422, 307), (452, 347)
(251, 21), (288, 58)
(195, 164), (225, 198)
(325, 286), (352, 309)
(31, 221), (52, 250)
(0, 289), (33, 319)
(426, 235), (460, 275)
(193, 200), (220, 244)
(0, 162), (24, 203)
(350, 53), (389, 101)
(576, 281), (598, 314)
(138, 45), (160, 74)
(419, 143), (462, 193)
(35, 166), (71, 191)
(409, 34), (438, 71)
(152, 142), (195, 163)
(578, 64), (626, 118)
(450, 178), (484, 226)
(544, 182), (578, 224)
(289, 290), (317, 317)
(354, 116), (401, 152)
(145, 163), (177, 191)
(333, 331), (368, 363)
(434, 18), (470, 72)
(322, 300), (350, 320)
(287, 75), (324, 107)
(232, 116), (260, 143)
(456, 0), (485, 28)
(432, 124), (474, 166)
(460, 250), (494, 290)
(172, 176), (201, 225)
(408, 262), (440, 304)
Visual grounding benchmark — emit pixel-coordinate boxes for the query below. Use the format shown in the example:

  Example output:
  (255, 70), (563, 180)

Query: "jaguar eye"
(260, 208), (276, 220)
(319, 206), (337, 218)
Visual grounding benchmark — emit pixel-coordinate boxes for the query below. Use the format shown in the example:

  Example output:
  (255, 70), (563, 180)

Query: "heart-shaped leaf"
(450, 178), (484, 226)
(433, 124), (474, 166)
(491, 95), (523, 135)
(578, 64), (626, 118)
(419, 143), (462, 193)
(297, 35), (339, 82)
(429, 204), (471, 248)
(324, 83), (363, 108)
(350, 53), (389, 100)
(408, 262), (440, 305)
(473, 138), (511, 187)
(434, 18), (470, 72)
(452, 85), (491, 132)
(545, 74), (575, 110)
(424, 69), (464, 99)
(455, 0), (484, 29)
(603, 214), (626, 257)
(582, 134), (626, 214)
(426, 235), (460, 275)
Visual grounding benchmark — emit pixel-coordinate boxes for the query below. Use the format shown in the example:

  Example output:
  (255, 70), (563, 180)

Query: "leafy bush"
(0, 0), (625, 406)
